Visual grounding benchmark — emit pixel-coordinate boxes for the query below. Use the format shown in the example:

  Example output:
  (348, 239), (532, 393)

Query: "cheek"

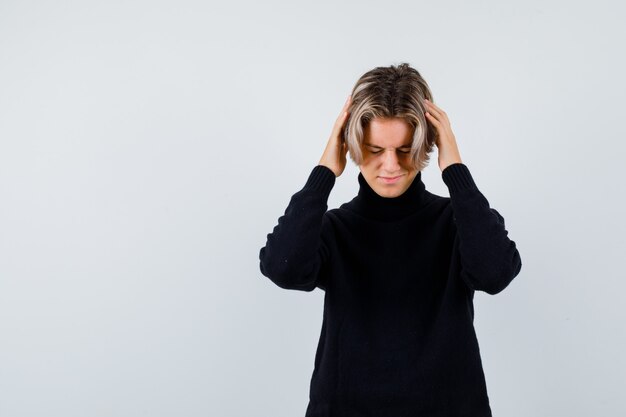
(364, 156), (380, 168)
(361, 152), (375, 164)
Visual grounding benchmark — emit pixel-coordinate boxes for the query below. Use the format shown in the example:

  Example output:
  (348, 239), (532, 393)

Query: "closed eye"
(370, 149), (411, 154)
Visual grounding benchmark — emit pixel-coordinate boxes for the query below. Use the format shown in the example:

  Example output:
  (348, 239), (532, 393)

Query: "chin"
(380, 189), (404, 198)
(372, 182), (409, 198)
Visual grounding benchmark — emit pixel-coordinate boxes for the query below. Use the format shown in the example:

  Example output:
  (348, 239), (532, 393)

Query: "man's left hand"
(424, 98), (463, 172)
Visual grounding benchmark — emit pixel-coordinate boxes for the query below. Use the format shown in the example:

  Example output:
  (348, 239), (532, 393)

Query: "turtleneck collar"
(349, 171), (432, 222)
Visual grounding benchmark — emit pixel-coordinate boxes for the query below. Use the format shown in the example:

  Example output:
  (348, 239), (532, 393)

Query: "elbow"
(481, 275), (514, 295)
(485, 247), (523, 295)
(462, 252), (522, 295)
(258, 247), (290, 286)
(258, 248), (319, 292)
(261, 266), (318, 292)
(493, 264), (522, 294)
(486, 255), (523, 295)
(465, 271), (513, 295)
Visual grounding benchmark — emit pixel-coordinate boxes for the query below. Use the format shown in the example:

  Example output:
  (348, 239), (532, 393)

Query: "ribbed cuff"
(442, 163), (477, 193)
(303, 165), (336, 195)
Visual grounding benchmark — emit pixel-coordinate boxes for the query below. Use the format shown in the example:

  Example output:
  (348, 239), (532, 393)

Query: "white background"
(1, 1), (624, 416)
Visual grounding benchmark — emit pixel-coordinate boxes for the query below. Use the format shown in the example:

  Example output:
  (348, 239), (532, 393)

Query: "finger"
(424, 98), (440, 110)
(426, 107), (449, 127)
(340, 95), (352, 114)
(425, 111), (441, 127)
(424, 100), (447, 118)
(335, 109), (347, 124)
(424, 101), (441, 116)
(328, 95), (352, 142)
(335, 109), (349, 131)
(331, 110), (350, 141)
(336, 97), (351, 121)
(344, 94), (352, 107)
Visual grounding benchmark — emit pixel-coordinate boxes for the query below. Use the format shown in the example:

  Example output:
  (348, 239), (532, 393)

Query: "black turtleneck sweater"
(258, 163), (522, 417)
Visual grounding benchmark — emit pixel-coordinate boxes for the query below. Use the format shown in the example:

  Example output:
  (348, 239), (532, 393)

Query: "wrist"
(318, 161), (338, 177)
(439, 153), (463, 172)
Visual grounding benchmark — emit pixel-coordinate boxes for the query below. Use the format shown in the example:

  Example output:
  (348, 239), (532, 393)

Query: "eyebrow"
(364, 142), (412, 149)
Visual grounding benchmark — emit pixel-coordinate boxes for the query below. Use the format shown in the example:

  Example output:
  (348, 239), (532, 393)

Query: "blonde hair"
(344, 63), (437, 172)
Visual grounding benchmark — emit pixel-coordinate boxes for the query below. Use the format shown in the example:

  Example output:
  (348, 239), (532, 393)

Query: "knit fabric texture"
(259, 163), (522, 417)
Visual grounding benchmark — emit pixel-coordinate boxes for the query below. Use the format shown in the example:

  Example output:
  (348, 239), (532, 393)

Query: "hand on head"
(319, 95), (352, 177)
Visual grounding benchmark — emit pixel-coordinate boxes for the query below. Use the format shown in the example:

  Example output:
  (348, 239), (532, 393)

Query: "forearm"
(442, 163), (522, 294)
(258, 165), (336, 291)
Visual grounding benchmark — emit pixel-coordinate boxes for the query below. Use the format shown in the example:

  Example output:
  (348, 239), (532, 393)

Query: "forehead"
(363, 117), (414, 147)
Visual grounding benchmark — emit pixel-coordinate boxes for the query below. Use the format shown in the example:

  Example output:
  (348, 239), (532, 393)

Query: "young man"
(258, 63), (522, 417)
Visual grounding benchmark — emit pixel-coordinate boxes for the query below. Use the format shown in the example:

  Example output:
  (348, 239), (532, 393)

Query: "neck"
(351, 171), (431, 221)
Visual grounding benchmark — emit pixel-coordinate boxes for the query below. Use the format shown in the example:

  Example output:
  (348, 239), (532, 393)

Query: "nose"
(381, 149), (402, 172)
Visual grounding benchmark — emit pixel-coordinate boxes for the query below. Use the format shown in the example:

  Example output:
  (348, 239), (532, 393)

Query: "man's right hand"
(319, 95), (352, 177)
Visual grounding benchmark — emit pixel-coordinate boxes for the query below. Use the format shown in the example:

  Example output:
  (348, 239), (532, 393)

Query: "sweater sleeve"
(258, 165), (336, 292)
(442, 163), (522, 295)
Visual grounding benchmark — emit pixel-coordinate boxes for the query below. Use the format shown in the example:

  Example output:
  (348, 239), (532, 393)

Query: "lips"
(379, 174), (404, 184)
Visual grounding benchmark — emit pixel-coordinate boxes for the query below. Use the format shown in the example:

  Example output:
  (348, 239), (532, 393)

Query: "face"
(359, 117), (418, 198)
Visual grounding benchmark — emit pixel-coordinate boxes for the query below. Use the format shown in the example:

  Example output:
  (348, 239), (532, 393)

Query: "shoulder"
(324, 206), (351, 223)
(423, 190), (453, 214)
